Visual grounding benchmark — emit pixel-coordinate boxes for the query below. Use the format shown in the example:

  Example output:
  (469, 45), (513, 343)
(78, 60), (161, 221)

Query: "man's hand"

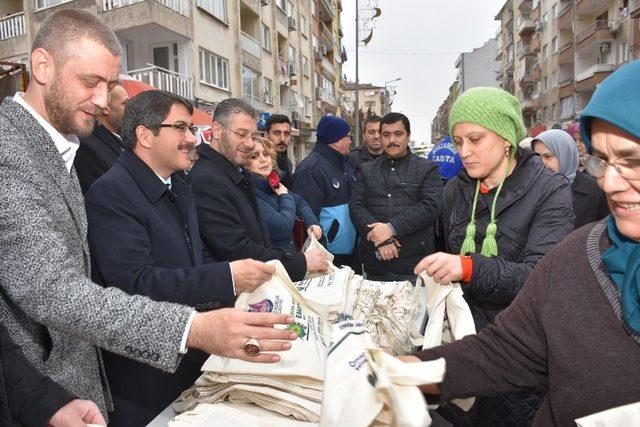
(307, 224), (322, 240)
(396, 355), (441, 395)
(48, 399), (105, 427)
(186, 309), (297, 363)
(230, 259), (275, 294)
(367, 222), (394, 246)
(414, 252), (463, 284)
(304, 248), (329, 273)
(377, 242), (400, 261)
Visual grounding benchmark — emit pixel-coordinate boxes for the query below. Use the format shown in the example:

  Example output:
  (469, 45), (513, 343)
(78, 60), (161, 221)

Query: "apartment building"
(0, 0), (345, 166)
(343, 82), (391, 117)
(494, 0), (635, 134)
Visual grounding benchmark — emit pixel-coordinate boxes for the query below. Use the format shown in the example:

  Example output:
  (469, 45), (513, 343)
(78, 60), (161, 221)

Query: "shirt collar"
(13, 92), (80, 173)
(155, 173), (172, 189)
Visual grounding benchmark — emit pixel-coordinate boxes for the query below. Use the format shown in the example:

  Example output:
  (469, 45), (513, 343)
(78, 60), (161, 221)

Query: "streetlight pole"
(354, 0), (360, 146)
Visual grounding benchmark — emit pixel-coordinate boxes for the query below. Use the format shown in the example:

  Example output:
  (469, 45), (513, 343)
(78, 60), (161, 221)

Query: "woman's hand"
(307, 225), (323, 240)
(414, 252), (463, 284)
(274, 184), (288, 195)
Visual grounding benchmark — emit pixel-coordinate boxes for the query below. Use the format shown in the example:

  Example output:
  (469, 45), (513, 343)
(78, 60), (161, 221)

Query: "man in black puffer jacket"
(350, 113), (443, 282)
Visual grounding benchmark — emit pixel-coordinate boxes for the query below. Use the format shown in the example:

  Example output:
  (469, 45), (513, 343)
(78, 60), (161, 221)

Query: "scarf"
(601, 216), (640, 333)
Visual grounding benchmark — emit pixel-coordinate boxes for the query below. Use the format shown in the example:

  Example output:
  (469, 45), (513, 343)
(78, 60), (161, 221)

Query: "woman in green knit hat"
(414, 87), (575, 426)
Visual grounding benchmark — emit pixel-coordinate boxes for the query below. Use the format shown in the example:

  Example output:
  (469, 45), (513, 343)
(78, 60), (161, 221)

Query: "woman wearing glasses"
(404, 60), (640, 426)
(412, 87), (575, 426)
(532, 129), (609, 229)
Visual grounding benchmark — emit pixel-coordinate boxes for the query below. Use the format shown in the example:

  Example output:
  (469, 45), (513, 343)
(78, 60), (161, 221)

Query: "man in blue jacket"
(293, 115), (358, 268)
(84, 90), (276, 425)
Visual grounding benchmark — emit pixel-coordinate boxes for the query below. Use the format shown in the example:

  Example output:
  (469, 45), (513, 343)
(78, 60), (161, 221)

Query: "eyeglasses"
(583, 153), (640, 181)
(221, 124), (262, 142)
(158, 123), (198, 136)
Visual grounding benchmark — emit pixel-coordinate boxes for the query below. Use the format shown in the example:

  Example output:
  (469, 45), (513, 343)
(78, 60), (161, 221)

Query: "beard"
(44, 77), (96, 137)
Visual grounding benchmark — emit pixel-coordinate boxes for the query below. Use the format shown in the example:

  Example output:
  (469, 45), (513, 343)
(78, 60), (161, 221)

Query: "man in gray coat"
(0, 9), (295, 419)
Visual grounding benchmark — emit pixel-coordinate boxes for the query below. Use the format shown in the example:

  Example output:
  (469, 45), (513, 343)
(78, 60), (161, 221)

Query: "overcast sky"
(341, 0), (506, 145)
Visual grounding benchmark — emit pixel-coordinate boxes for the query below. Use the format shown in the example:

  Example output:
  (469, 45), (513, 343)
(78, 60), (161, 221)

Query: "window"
(199, 48), (229, 90)
(277, 0), (287, 13)
(262, 24), (271, 51)
(312, 35), (319, 51)
(242, 66), (260, 100)
(542, 44), (548, 59)
(197, 0), (228, 23)
(264, 77), (274, 104)
(365, 101), (376, 110)
(320, 75), (334, 95)
(552, 70), (557, 86)
(302, 55), (310, 76)
(551, 4), (557, 19)
(551, 103), (558, 120)
(543, 12), (549, 22)
(311, 0), (317, 16)
(289, 45), (297, 66)
(542, 106), (548, 122)
(301, 15), (308, 37)
(36, 0), (74, 9)
(619, 41), (629, 63)
(551, 37), (558, 53)
(304, 96), (312, 116)
(287, 1), (294, 17)
(543, 76), (548, 91)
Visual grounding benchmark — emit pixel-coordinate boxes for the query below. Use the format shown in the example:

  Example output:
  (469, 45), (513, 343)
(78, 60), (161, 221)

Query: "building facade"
(343, 82), (391, 118)
(0, 0), (346, 167)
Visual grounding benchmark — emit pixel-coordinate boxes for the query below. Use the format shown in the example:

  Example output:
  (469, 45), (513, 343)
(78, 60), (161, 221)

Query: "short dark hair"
(122, 90), (193, 150)
(213, 98), (257, 127)
(32, 9), (121, 66)
(362, 115), (382, 131)
(380, 112), (411, 134)
(265, 114), (291, 132)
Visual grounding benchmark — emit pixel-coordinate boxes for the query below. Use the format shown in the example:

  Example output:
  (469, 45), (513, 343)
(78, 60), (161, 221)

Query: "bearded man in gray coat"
(0, 9), (295, 420)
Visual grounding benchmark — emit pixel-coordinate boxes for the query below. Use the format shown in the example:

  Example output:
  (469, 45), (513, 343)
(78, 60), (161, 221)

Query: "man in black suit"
(265, 114), (293, 187)
(84, 91), (276, 425)
(74, 83), (129, 194)
(188, 98), (328, 282)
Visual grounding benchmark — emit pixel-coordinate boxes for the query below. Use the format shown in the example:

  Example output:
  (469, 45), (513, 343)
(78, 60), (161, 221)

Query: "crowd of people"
(0, 8), (637, 427)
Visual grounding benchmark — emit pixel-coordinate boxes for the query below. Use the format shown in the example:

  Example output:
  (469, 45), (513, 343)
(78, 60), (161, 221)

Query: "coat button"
(152, 353), (160, 362)
(387, 193), (391, 198)
(391, 168), (395, 171)
(133, 349), (141, 358)
(125, 346), (133, 354)
(142, 350), (150, 359)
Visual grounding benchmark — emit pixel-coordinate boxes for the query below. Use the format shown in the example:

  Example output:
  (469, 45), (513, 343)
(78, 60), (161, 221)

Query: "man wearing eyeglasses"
(84, 91), (278, 424)
(188, 98), (328, 282)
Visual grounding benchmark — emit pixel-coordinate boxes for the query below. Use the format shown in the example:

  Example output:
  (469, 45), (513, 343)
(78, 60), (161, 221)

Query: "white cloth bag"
(575, 401), (640, 427)
(419, 272), (476, 411)
(303, 235), (338, 278)
(320, 322), (446, 427)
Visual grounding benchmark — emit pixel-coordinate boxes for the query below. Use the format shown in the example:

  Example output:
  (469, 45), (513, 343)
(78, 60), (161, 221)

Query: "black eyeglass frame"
(157, 123), (198, 136)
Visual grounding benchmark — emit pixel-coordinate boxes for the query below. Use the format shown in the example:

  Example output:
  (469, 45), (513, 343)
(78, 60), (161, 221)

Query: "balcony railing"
(103, 0), (189, 16)
(0, 12), (25, 41)
(320, 55), (335, 77)
(576, 20), (609, 44)
(319, 21), (334, 46)
(241, 32), (261, 58)
(128, 64), (193, 100)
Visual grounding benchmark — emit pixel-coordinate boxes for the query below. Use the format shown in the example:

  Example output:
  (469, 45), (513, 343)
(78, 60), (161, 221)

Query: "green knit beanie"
(449, 87), (527, 150)
(450, 87), (525, 258)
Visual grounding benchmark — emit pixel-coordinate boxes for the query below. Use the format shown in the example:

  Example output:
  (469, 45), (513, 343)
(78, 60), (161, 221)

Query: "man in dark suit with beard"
(74, 83), (129, 194)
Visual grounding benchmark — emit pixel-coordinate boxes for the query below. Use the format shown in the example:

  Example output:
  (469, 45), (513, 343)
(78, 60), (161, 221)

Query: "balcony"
(129, 64), (193, 99)
(558, 77), (574, 98)
(319, 21), (335, 48)
(631, 0), (640, 18)
(532, 1), (541, 20)
(574, 63), (615, 92)
(318, 0), (334, 23)
(575, 20), (614, 53)
(518, 43), (535, 58)
(557, 2), (573, 29)
(101, 0), (192, 37)
(520, 97), (540, 111)
(557, 41), (573, 64)
(506, 58), (515, 70)
(519, 0), (532, 11)
(316, 87), (337, 106)
(278, 56), (289, 85)
(575, 0), (610, 15)
(320, 55), (336, 78)
(103, 0), (189, 16)
(240, 0), (261, 16)
(517, 15), (535, 35)
(495, 48), (503, 61)
(532, 34), (541, 52)
(241, 32), (261, 59)
(0, 12), (25, 41)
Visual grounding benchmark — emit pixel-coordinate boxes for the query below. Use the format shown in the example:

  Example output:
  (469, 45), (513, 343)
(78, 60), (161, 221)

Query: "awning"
(119, 75), (213, 126)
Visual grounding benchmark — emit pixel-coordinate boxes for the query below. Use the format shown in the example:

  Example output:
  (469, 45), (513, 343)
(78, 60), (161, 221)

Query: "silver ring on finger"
(243, 338), (262, 357)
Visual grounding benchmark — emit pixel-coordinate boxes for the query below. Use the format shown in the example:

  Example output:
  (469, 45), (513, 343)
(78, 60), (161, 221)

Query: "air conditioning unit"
(291, 111), (301, 121)
(320, 44), (328, 55)
(288, 62), (298, 75)
(288, 17), (297, 31)
(315, 87), (323, 100)
(609, 20), (621, 33)
(260, 0), (269, 5)
(534, 21), (544, 32)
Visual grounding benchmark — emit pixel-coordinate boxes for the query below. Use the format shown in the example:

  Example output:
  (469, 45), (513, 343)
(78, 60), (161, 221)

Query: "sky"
(341, 0), (506, 145)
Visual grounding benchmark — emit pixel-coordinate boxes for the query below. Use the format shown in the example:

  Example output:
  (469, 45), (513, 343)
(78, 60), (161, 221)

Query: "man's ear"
(136, 125), (153, 149)
(30, 48), (56, 85)
(211, 121), (223, 141)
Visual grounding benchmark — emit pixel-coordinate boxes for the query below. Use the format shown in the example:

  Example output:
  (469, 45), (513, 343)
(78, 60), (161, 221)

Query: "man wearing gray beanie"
(293, 116), (358, 268)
